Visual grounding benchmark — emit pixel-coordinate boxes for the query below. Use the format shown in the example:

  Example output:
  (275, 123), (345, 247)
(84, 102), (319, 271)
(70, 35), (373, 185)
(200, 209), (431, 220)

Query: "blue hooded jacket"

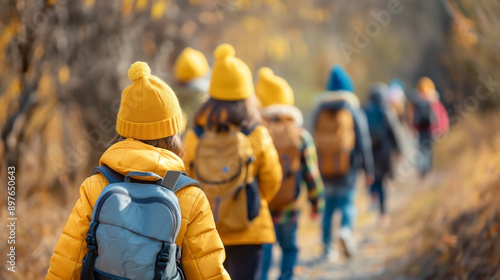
(313, 65), (374, 189)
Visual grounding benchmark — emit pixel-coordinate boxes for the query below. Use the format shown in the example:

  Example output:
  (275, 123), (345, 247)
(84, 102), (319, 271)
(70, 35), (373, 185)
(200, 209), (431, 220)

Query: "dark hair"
(193, 97), (261, 131)
(109, 134), (185, 158)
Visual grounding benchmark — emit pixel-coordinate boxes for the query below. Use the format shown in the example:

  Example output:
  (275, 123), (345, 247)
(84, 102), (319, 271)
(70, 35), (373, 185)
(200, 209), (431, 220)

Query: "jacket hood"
(186, 73), (211, 92)
(369, 83), (388, 106)
(314, 90), (360, 108)
(389, 78), (404, 90)
(99, 138), (185, 178)
(387, 79), (406, 103)
(260, 104), (304, 126)
(326, 65), (355, 93)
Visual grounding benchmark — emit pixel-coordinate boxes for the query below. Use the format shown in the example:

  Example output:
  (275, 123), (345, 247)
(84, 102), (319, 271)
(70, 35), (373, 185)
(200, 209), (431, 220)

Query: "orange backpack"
(263, 115), (302, 211)
(314, 108), (356, 178)
(191, 125), (260, 234)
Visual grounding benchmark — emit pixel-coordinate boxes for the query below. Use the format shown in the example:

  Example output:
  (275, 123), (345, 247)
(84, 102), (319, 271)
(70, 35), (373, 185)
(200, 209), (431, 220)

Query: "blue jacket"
(312, 91), (375, 188)
(363, 84), (403, 179)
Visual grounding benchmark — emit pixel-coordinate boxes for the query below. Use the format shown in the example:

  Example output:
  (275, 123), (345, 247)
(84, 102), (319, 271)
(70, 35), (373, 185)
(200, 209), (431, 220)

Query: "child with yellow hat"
(183, 44), (282, 280)
(172, 47), (211, 128)
(256, 67), (324, 280)
(411, 76), (449, 177)
(46, 62), (229, 280)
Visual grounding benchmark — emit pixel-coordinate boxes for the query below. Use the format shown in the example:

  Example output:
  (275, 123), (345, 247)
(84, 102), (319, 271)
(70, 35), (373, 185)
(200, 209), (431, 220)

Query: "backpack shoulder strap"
(194, 125), (205, 138)
(162, 170), (202, 192)
(241, 123), (258, 136)
(92, 165), (124, 184)
(174, 174), (202, 192)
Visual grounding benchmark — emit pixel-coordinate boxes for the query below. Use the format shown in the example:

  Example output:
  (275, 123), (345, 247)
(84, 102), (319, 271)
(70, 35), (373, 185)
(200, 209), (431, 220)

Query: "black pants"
(224, 245), (263, 280)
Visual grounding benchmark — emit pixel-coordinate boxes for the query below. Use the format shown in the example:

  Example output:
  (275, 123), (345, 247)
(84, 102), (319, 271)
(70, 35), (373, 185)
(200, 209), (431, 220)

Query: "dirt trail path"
(267, 133), (435, 280)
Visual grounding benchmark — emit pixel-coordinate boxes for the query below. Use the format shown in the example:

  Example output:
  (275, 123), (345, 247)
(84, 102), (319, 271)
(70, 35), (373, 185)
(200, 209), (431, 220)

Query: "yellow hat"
(209, 44), (254, 101)
(174, 47), (209, 83)
(256, 67), (294, 107)
(417, 76), (436, 94)
(116, 61), (183, 140)
(417, 76), (439, 100)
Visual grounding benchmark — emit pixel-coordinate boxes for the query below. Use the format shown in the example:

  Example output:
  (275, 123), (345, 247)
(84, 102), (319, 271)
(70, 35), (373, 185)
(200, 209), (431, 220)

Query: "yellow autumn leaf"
(59, 65), (70, 85)
(242, 16), (264, 34)
(84, 0), (96, 8)
(136, 0), (149, 11)
(34, 46), (45, 60)
(267, 36), (291, 61)
(268, 0), (286, 15)
(237, 0), (250, 9)
(142, 39), (157, 56)
(122, 0), (134, 16)
(0, 27), (12, 51)
(0, 22), (19, 62)
(151, 0), (169, 20)
(0, 77), (21, 124)
(38, 72), (56, 100)
(313, 9), (324, 22)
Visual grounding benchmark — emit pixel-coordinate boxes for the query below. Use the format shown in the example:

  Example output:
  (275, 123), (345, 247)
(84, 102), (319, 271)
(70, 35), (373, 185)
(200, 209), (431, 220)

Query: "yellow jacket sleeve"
(177, 187), (230, 280)
(251, 126), (282, 202)
(46, 177), (95, 280)
(183, 129), (199, 178)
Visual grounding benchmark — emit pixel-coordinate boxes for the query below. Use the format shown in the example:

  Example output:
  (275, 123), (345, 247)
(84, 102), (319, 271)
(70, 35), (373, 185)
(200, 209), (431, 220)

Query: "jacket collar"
(99, 138), (185, 178)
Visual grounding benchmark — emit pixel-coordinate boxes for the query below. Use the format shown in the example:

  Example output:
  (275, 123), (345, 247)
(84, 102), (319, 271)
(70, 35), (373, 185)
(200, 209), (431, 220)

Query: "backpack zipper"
(94, 188), (178, 240)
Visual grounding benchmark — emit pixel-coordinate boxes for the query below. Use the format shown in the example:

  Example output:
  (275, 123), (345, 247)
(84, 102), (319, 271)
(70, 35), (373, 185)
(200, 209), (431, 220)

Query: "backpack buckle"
(85, 221), (99, 249)
(154, 244), (171, 280)
(85, 235), (97, 250)
(156, 246), (170, 266)
(158, 252), (169, 265)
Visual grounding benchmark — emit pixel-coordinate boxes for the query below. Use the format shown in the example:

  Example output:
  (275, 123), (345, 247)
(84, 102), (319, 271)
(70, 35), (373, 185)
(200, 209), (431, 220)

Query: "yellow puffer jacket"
(46, 139), (230, 280)
(183, 125), (282, 245)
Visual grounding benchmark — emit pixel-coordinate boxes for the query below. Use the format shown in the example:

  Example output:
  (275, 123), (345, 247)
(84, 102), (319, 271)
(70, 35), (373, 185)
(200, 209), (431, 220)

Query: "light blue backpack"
(80, 165), (201, 280)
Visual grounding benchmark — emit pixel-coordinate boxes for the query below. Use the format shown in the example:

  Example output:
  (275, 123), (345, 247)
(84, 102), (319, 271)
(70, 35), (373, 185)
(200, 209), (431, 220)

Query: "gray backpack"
(80, 165), (201, 280)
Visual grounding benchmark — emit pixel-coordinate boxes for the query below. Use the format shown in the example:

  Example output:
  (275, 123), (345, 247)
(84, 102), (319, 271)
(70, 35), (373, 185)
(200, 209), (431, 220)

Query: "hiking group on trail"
(46, 43), (450, 280)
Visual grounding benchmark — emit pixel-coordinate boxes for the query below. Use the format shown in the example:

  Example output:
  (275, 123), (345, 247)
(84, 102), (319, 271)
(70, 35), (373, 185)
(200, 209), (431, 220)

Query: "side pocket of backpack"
(246, 180), (260, 221)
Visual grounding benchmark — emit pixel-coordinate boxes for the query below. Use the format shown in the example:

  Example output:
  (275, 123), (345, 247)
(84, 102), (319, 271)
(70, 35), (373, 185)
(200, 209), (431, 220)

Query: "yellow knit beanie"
(209, 44), (254, 101)
(174, 47), (209, 83)
(417, 76), (438, 100)
(417, 76), (435, 94)
(116, 61), (183, 140)
(256, 67), (294, 107)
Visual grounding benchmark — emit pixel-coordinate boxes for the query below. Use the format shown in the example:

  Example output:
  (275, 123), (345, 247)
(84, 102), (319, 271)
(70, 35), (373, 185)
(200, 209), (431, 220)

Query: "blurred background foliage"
(0, 0), (499, 278)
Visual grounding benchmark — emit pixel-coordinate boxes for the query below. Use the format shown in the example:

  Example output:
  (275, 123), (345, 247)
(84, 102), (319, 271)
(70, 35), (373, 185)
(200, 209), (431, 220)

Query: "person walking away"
(183, 44), (282, 280)
(46, 62), (230, 280)
(172, 47), (210, 128)
(363, 83), (404, 226)
(255, 67), (324, 280)
(386, 78), (408, 125)
(312, 64), (375, 259)
(411, 77), (449, 177)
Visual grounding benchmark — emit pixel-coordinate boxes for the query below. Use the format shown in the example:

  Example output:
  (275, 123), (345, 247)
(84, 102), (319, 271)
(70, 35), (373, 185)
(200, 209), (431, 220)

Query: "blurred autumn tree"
(0, 0), (331, 206)
(0, 0), (174, 205)
(442, 0), (500, 109)
(0, 0), (498, 207)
